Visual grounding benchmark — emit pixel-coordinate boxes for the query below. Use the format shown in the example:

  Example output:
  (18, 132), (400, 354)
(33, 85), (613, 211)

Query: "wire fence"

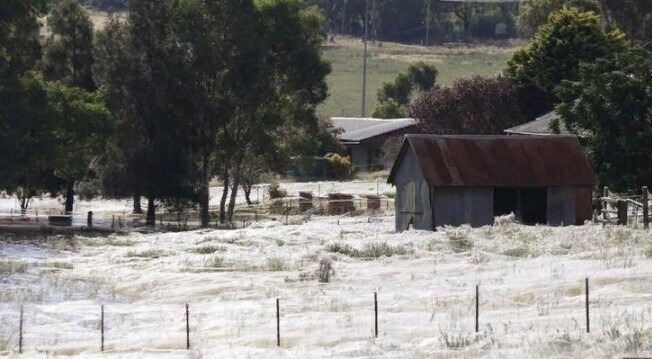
(0, 196), (396, 233)
(1, 276), (650, 355)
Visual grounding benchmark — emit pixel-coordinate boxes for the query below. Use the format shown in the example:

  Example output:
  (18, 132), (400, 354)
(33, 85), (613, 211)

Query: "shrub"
(502, 246), (530, 258)
(269, 182), (287, 199)
(203, 255), (225, 268)
(190, 245), (226, 255)
(645, 248), (652, 259)
(0, 260), (28, 277)
(317, 256), (335, 283)
(266, 258), (287, 271)
(125, 250), (165, 259)
(325, 153), (354, 179)
(325, 242), (412, 258)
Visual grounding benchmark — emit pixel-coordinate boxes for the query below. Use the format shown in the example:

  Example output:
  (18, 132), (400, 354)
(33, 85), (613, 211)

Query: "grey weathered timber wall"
(395, 181), (432, 232)
(547, 186), (576, 226)
(393, 149), (432, 232)
(431, 187), (493, 228)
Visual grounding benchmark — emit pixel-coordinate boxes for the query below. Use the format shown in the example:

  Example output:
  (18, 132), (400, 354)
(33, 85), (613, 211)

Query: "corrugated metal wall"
(431, 187), (494, 228)
(546, 186), (576, 226)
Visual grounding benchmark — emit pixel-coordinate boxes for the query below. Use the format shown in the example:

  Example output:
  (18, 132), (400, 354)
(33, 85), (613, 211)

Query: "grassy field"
(320, 36), (519, 117)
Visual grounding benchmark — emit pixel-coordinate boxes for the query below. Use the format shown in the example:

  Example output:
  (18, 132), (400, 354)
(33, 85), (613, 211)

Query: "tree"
(216, 0), (330, 222)
(0, 1), (51, 212)
(46, 82), (111, 213)
(556, 47), (652, 191)
(506, 7), (626, 99)
(43, 0), (96, 91)
(374, 61), (437, 118)
(516, 0), (599, 37)
(94, 17), (142, 214)
(94, 0), (198, 225)
(0, 72), (56, 213)
(410, 75), (523, 135)
(372, 98), (407, 119)
(41, 0), (102, 213)
(597, 0), (652, 41)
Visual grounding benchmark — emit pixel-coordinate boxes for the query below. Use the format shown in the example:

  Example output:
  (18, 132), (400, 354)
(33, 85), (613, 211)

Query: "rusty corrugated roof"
(388, 135), (596, 187)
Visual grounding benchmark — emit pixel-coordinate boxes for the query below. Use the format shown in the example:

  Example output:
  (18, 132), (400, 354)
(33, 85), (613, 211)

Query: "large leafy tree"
(42, 0), (105, 213)
(95, 0), (199, 225)
(46, 82), (110, 213)
(373, 61), (437, 119)
(0, 1), (51, 212)
(174, 0), (330, 226)
(43, 0), (96, 91)
(556, 47), (652, 191)
(506, 7), (626, 100)
(516, 0), (599, 37)
(0, 73), (56, 213)
(410, 75), (523, 135)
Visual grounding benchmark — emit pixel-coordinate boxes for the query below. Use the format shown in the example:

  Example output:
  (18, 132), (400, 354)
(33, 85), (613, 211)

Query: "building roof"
(331, 117), (417, 144)
(388, 134), (596, 187)
(505, 111), (576, 136)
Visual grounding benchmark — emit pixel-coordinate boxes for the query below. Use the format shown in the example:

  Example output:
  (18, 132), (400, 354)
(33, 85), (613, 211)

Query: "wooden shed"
(388, 135), (596, 232)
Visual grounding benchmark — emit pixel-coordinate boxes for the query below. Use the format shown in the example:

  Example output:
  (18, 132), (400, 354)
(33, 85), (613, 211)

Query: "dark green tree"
(43, 0), (96, 91)
(556, 47), (652, 190)
(0, 72), (56, 213)
(598, 0), (652, 41)
(94, 0), (198, 225)
(0, 1), (51, 212)
(374, 61), (437, 118)
(516, 0), (599, 37)
(46, 82), (111, 213)
(506, 7), (626, 99)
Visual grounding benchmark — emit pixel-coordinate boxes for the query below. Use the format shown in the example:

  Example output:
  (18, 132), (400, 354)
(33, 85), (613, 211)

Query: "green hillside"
(320, 37), (518, 117)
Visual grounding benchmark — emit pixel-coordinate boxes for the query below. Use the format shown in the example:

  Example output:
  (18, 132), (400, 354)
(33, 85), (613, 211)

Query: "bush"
(325, 242), (412, 258)
(317, 256), (335, 283)
(269, 182), (287, 199)
(325, 153), (354, 179)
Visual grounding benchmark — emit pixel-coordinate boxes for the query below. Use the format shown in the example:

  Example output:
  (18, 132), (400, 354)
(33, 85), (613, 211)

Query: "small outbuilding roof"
(505, 111), (578, 136)
(331, 117), (417, 144)
(388, 134), (596, 187)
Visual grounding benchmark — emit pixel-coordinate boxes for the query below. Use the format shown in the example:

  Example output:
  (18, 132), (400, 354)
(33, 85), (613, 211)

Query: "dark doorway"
(520, 188), (547, 224)
(494, 188), (518, 216)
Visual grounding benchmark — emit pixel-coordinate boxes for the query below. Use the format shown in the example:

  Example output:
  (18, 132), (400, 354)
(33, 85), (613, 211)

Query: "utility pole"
(425, 0), (431, 47)
(371, 0), (377, 43)
(341, 0), (347, 35)
(362, 0), (369, 117)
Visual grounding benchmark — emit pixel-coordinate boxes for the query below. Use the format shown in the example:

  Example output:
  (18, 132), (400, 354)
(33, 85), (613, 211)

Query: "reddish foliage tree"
(409, 75), (524, 135)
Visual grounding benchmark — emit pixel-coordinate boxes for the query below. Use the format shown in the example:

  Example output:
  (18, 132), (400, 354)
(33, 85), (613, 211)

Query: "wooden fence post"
(100, 305), (104, 352)
(186, 303), (190, 350)
(602, 187), (608, 221)
(374, 292), (378, 338)
(475, 285), (479, 333)
(276, 298), (280, 347)
(585, 278), (590, 333)
(643, 186), (649, 229)
(19, 305), (23, 354)
(617, 200), (628, 225)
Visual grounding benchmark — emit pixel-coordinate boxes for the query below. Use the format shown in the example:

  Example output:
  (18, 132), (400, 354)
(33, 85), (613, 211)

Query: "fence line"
(1, 277), (622, 354)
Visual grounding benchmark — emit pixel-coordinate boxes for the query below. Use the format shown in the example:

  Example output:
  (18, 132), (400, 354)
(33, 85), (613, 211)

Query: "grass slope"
(320, 37), (518, 117)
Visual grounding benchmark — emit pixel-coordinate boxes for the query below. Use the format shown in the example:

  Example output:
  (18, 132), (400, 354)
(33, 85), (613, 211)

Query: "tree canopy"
(410, 75), (523, 135)
(506, 7), (626, 99)
(556, 47), (652, 191)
